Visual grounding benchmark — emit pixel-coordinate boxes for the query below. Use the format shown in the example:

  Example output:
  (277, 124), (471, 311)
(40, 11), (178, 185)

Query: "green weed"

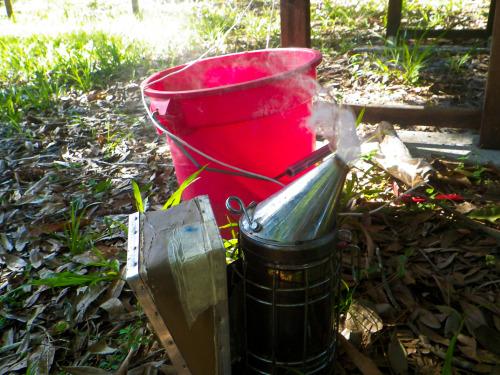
(396, 248), (414, 278)
(131, 165), (205, 213)
(131, 180), (152, 213)
(162, 166), (206, 210)
(0, 246), (122, 305)
(188, 3), (238, 52)
(220, 218), (240, 262)
(337, 279), (356, 316)
(0, 32), (150, 132)
(340, 165), (389, 214)
(384, 29), (446, 85)
(59, 198), (100, 255)
(445, 44), (480, 73)
(99, 320), (153, 371)
(439, 303), (500, 375)
(456, 154), (486, 183)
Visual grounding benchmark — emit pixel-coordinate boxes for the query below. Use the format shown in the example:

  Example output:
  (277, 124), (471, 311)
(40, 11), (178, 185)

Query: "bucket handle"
(151, 112), (335, 185)
(151, 112), (285, 185)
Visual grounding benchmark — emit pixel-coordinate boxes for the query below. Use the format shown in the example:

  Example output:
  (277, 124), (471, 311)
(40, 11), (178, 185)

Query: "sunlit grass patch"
(0, 31), (152, 133)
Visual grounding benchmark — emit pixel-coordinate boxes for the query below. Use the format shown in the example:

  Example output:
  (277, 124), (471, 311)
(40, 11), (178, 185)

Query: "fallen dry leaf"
(388, 331), (408, 375)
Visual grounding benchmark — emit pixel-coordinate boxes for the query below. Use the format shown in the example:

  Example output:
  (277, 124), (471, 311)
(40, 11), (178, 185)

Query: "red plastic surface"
(141, 48), (322, 230)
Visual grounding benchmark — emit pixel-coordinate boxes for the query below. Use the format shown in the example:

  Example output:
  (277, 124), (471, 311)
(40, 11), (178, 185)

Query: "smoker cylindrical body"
(235, 227), (341, 374)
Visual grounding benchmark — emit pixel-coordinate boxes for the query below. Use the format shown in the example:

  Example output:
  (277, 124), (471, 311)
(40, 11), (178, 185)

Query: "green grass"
(0, 31), (151, 134)
(0, 0), (285, 134)
(1, 0), (490, 135)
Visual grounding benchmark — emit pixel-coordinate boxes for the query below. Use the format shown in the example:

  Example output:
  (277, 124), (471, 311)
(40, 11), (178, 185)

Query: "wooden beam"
(480, 0), (500, 149)
(5, 0), (13, 18)
(280, 0), (311, 48)
(346, 104), (482, 129)
(386, 0), (402, 39)
(397, 28), (488, 40)
(487, 0), (497, 36)
(131, 0), (140, 15)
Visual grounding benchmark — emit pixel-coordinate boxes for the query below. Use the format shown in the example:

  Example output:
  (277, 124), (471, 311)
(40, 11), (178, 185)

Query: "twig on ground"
(406, 320), (477, 372)
(416, 248), (441, 274)
(416, 192), (500, 245)
(338, 333), (384, 375)
(375, 247), (401, 311)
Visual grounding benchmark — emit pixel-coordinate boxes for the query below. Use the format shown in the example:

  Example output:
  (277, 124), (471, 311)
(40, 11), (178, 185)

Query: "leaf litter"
(1, 28), (500, 375)
(0, 80), (175, 374)
(2, 78), (500, 374)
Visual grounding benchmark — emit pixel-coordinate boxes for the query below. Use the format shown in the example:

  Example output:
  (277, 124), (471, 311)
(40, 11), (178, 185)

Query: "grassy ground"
(1, 0), (491, 134)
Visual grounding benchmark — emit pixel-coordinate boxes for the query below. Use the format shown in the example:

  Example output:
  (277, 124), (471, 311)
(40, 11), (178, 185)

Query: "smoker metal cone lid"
(241, 154), (349, 243)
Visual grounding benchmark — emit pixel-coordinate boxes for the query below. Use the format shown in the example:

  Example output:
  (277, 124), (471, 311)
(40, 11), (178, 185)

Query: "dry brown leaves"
(1, 42), (499, 374)
(0, 81), (174, 374)
(336, 159), (500, 375)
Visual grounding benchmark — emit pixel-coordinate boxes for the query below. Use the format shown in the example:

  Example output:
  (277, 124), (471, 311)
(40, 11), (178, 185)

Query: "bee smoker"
(226, 154), (350, 375)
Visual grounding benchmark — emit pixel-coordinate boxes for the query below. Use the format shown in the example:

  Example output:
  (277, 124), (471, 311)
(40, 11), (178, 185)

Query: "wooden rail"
(4, 0), (13, 18)
(279, 0), (500, 150)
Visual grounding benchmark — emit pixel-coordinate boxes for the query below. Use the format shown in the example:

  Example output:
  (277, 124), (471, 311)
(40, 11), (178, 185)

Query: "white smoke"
(307, 99), (361, 167)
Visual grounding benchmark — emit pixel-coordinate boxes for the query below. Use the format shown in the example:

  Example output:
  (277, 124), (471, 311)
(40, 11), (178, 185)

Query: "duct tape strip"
(166, 222), (218, 329)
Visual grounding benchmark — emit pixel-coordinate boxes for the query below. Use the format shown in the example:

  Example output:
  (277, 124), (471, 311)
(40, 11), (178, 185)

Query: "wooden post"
(5, 0), (13, 18)
(132, 0), (140, 15)
(486, 0), (497, 36)
(479, 0), (500, 150)
(386, 0), (402, 39)
(280, 0), (311, 48)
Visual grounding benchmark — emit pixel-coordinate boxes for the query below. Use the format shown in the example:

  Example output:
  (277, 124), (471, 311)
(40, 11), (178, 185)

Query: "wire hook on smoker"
(226, 196), (262, 232)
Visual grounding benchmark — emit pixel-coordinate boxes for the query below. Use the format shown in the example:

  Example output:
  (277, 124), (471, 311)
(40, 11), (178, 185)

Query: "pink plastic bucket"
(141, 48), (322, 230)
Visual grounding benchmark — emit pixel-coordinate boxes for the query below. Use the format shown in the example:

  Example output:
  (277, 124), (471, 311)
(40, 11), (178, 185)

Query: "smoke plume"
(307, 99), (361, 167)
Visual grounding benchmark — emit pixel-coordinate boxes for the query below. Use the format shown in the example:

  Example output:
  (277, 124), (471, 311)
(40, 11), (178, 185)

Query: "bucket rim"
(141, 48), (322, 100)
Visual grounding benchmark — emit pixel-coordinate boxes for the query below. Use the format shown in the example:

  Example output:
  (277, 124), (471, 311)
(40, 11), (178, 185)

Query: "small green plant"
(162, 166), (206, 210)
(30, 248), (121, 289)
(439, 303), (500, 375)
(220, 218), (240, 262)
(58, 198), (99, 255)
(0, 288), (29, 309)
(132, 166), (205, 213)
(337, 279), (356, 316)
(385, 29), (445, 85)
(99, 320), (153, 370)
(340, 165), (388, 214)
(131, 180), (152, 213)
(0, 246), (122, 304)
(396, 248), (414, 277)
(455, 154), (486, 182)
(445, 44), (480, 73)
(485, 254), (497, 267)
(25, 362), (39, 375)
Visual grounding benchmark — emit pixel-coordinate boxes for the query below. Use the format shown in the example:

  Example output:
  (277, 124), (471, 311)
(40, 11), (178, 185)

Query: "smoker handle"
(275, 144), (334, 179)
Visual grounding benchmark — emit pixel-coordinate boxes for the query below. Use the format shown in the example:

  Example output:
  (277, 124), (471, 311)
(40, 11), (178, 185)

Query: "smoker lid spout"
(240, 154), (349, 243)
